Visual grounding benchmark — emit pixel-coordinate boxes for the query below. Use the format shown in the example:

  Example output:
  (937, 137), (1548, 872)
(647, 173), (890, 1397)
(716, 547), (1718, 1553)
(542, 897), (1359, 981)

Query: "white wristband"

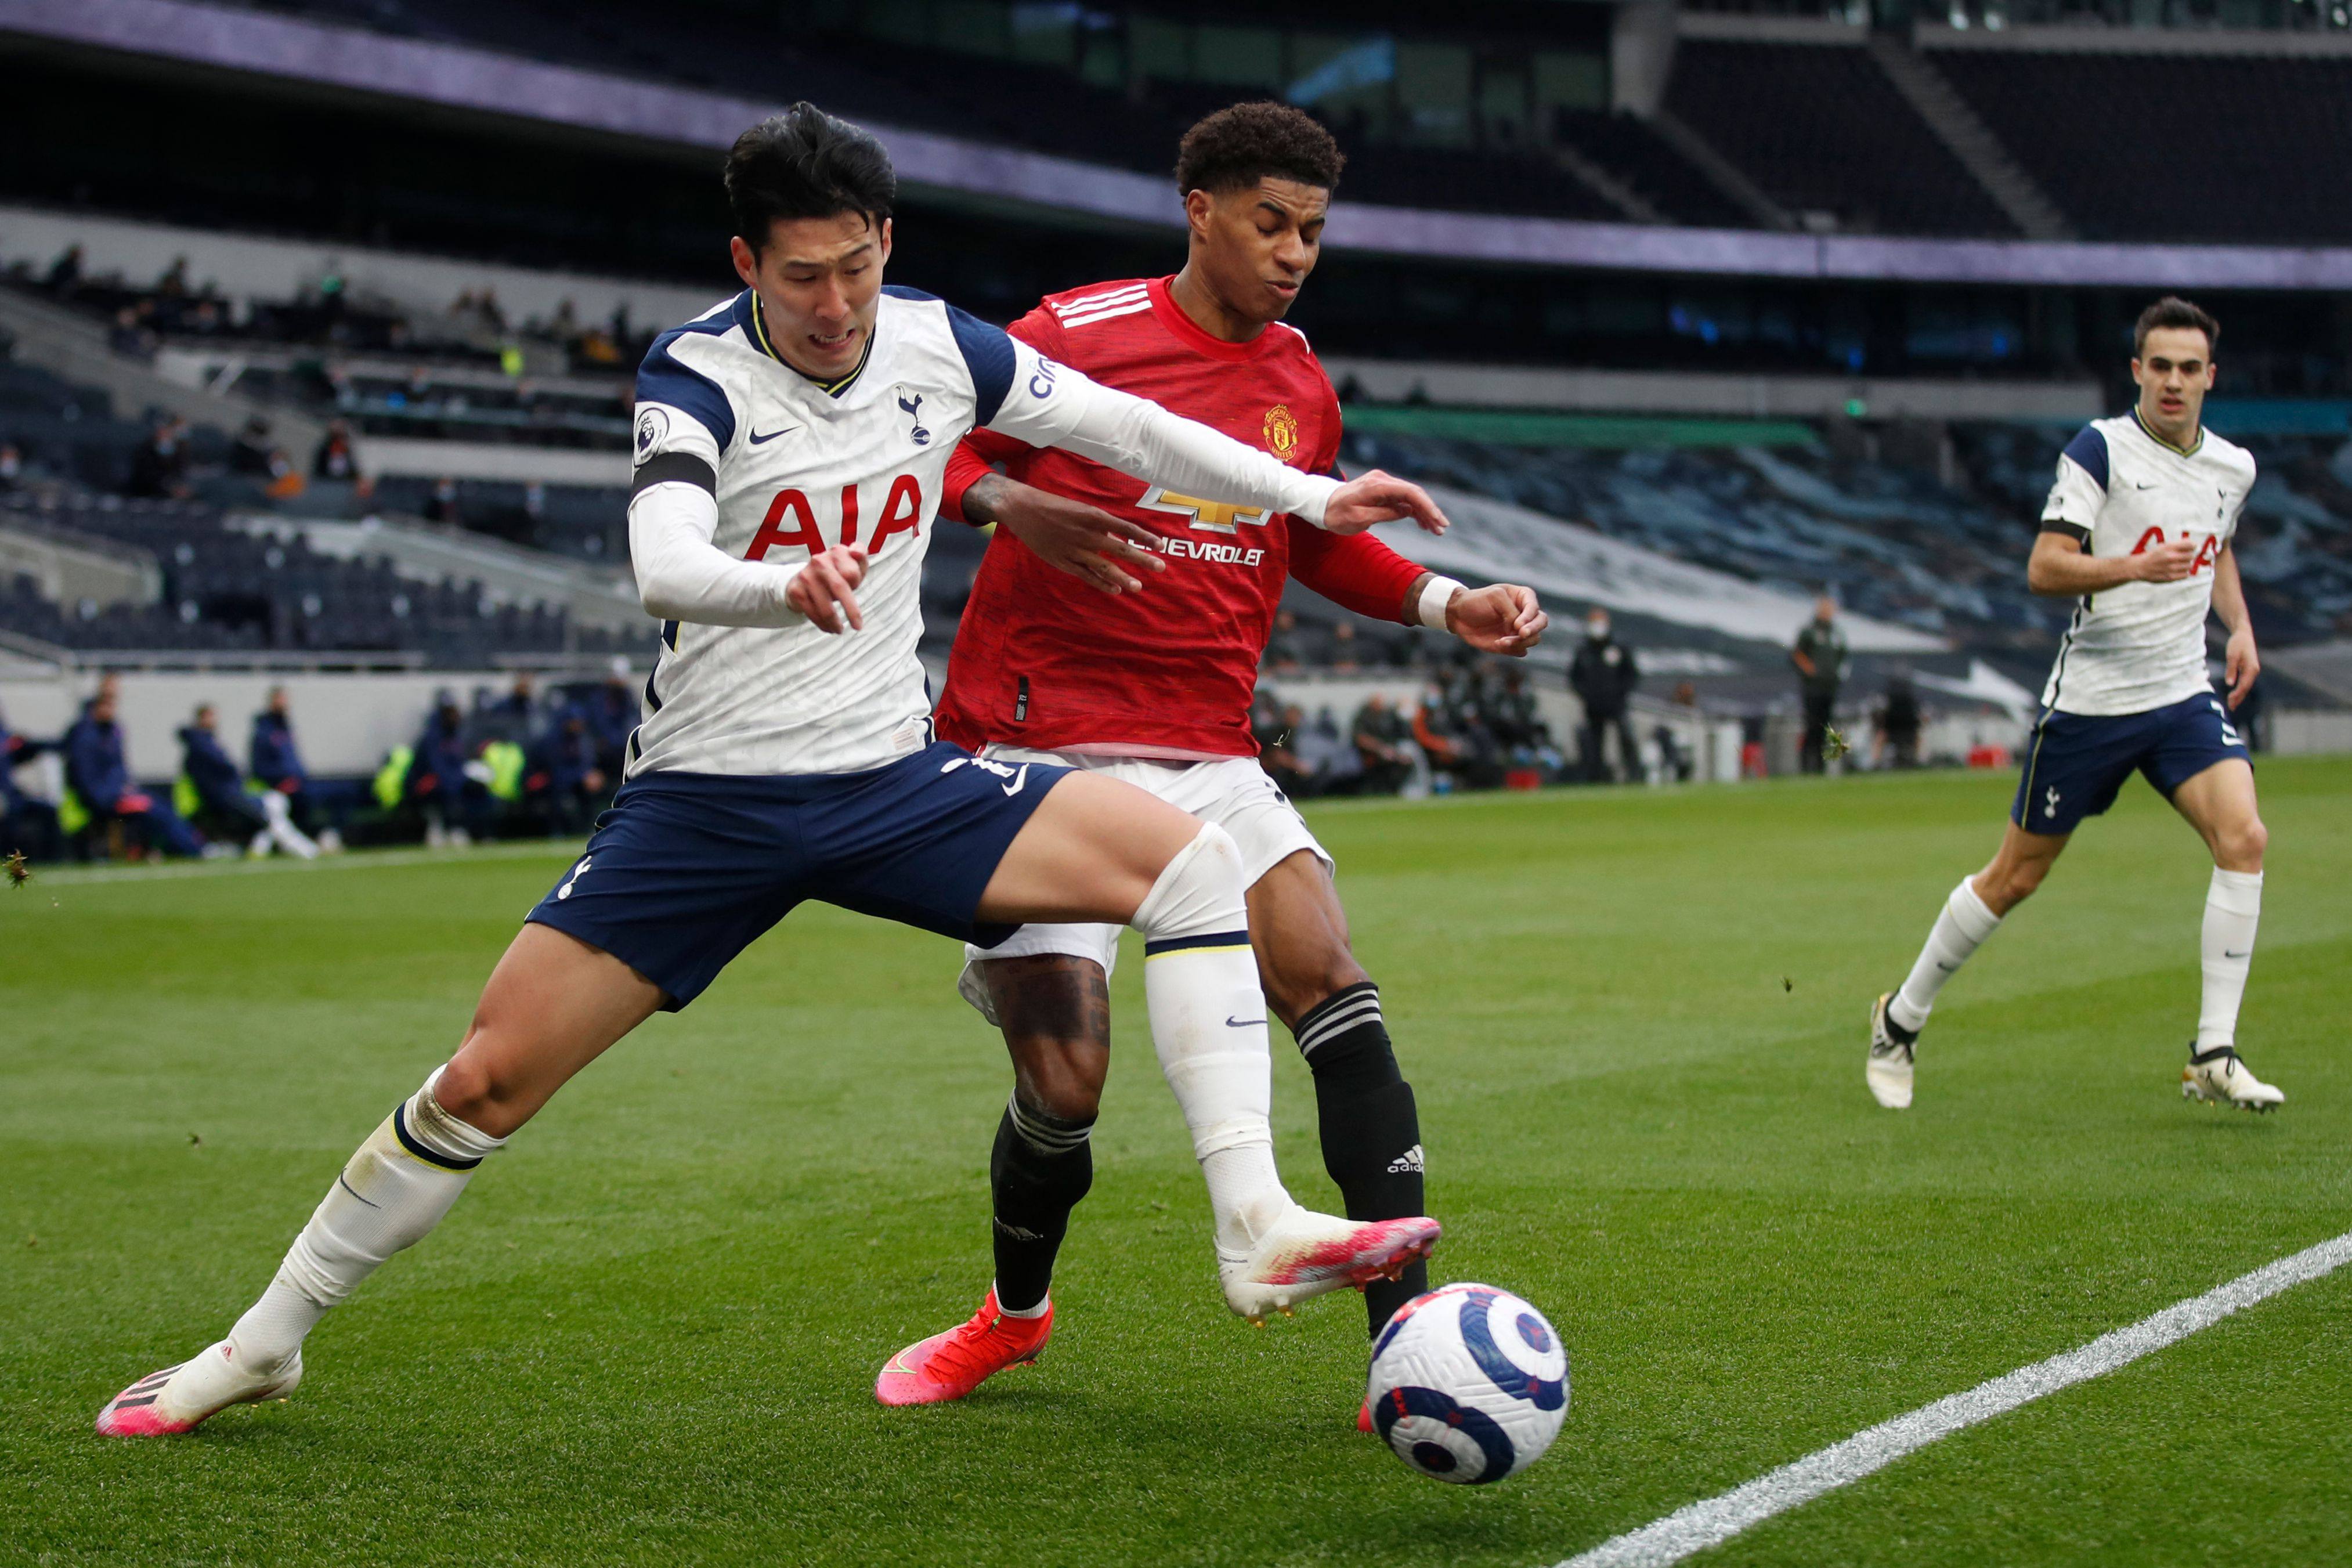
(1417, 575), (1466, 631)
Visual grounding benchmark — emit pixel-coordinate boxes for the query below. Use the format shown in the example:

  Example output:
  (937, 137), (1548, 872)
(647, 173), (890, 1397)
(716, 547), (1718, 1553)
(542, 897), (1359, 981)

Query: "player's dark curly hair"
(727, 103), (895, 250)
(2134, 295), (2220, 356)
(1174, 102), (1345, 197)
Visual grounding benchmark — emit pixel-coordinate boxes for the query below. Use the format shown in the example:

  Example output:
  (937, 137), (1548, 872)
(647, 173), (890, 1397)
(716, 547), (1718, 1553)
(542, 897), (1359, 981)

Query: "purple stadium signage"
(10, 0), (2352, 291)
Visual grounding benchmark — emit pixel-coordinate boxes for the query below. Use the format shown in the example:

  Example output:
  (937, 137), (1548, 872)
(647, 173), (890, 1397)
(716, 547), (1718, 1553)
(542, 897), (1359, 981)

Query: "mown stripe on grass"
(31, 839), (585, 887)
(1556, 1226), (2352, 1568)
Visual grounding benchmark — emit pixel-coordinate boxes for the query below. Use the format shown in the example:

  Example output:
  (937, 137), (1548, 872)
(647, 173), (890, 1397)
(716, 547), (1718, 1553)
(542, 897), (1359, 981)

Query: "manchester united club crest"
(1263, 404), (1299, 458)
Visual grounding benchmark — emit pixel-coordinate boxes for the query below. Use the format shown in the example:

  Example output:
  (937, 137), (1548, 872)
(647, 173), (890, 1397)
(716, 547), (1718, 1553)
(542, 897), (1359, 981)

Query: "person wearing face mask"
(1569, 608), (1641, 784)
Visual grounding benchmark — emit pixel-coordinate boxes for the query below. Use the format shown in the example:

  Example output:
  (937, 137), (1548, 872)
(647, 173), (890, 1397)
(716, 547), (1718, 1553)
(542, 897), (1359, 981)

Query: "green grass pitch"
(5, 759), (2350, 1566)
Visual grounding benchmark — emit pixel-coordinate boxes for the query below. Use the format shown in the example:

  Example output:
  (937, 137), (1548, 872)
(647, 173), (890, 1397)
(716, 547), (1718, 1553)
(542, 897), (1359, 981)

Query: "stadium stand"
(1930, 50), (2352, 244)
(1664, 39), (2021, 236)
(1550, 109), (1754, 229)
(0, 341), (637, 663)
(1346, 422), (2352, 653)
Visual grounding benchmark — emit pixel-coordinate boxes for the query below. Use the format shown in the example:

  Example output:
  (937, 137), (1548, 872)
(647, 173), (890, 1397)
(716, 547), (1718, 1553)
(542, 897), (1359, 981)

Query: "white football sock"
(227, 1067), (504, 1371)
(993, 1287), (1050, 1320)
(1889, 876), (2004, 1034)
(2196, 868), (2263, 1052)
(1131, 825), (1292, 1258)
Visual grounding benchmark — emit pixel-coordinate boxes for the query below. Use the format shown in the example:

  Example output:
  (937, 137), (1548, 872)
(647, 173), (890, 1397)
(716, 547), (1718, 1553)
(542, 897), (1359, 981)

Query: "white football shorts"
(955, 745), (1331, 1023)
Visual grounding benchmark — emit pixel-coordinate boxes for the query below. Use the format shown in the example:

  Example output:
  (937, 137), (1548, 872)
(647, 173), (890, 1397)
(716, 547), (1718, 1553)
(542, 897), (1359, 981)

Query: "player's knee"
(1014, 1048), (1105, 1123)
(433, 1030), (535, 1140)
(425, 1052), (507, 1137)
(1981, 861), (2043, 912)
(2217, 815), (2267, 872)
(1132, 822), (1247, 941)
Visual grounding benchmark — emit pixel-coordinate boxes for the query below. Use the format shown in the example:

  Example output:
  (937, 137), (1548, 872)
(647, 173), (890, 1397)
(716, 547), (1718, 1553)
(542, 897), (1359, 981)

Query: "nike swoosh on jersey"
(748, 425), (797, 445)
(1226, 1016), (1266, 1029)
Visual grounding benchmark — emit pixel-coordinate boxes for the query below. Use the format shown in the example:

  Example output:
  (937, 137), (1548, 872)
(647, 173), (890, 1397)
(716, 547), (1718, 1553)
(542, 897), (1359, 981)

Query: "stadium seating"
(1343, 423), (2352, 653)
(1665, 40), (2020, 236)
(0, 346), (640, 662)
(1551, 109), (1754, 228)
(1931, 50), (2352, 244)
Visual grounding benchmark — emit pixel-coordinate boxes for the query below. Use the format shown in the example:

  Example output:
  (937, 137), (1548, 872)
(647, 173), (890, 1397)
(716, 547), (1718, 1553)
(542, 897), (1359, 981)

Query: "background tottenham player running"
(94, 104), (1450, 1439)
(1869, 297), (2280, 1114)
(872, 104), (1547, 1412)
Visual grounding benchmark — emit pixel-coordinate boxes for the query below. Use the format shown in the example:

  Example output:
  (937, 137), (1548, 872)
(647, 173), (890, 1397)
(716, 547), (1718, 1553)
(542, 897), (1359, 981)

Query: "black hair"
(1175, 101), (1345, 197)
(2134, 295), (2220, 357)
(726, 103), (896, 250)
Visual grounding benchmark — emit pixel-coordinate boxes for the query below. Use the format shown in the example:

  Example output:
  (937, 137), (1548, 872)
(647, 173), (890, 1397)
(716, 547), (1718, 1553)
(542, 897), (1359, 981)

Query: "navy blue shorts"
(526, 743), (1070, 1009)
(2012, 691), (2249, 836)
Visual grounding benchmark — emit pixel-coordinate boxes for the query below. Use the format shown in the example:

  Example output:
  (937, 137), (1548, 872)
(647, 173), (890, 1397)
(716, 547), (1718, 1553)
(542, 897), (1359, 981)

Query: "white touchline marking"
(1557, 1226), (2352, 1568)
(31, 839), (585, 887)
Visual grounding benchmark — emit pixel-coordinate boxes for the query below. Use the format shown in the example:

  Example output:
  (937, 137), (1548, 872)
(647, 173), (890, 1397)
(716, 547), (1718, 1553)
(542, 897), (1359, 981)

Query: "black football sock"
(1294, 981), (1428, 1337)
(989, 1092), (1095, 1315)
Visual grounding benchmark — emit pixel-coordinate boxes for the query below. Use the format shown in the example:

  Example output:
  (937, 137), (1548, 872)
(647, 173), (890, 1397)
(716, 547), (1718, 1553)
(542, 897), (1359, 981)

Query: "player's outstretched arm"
(995, 359), (1444, 536)
(963, 472), (1165, 595)
(1321, 469), (1448, 537)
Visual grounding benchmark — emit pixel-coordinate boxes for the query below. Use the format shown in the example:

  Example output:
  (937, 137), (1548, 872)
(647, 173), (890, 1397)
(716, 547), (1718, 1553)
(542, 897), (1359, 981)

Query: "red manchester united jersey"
(934, 275), (1423, 758)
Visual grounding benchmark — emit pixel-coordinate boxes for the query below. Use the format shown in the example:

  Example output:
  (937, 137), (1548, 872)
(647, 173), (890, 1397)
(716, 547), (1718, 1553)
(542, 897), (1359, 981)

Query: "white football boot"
(95, 1339), (302, 1436)
(1218, 1207), (1440, 1324)
(1867, 992), (1917, 1110)
(2182, 1046), (2284, 1112)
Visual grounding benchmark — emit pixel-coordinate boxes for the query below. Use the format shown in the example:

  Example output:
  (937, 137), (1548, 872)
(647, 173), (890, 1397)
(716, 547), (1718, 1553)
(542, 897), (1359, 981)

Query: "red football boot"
(875, 1288), (1053, 1407)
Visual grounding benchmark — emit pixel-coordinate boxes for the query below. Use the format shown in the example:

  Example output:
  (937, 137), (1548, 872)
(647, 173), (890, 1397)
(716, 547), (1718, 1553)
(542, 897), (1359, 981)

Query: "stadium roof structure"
(12, 0), (2352, 291)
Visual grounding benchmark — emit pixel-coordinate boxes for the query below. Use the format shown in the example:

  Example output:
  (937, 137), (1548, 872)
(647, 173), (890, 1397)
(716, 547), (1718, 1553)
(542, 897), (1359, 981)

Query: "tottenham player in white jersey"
(1868, 297), (2279, 1112)
(93, 105), (1448, 1439)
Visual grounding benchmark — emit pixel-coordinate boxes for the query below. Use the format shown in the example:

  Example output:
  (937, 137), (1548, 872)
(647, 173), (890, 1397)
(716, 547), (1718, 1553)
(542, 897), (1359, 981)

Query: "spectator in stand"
(1295, 706), (1359, 794)
(109, 306), (157, 360)
(64, 682), (205, 858)
(1872, 671), (1923, 769)
(128, 415), (193, 500)
(1487, 665), (1559, 773)
(1252, 697), (1310, 797)
(425, 476), (463, 526)
(1351, 692), (1413, 795)
(230, 417), (277, 477)
(312, 419), (360, 482)
(1328, 619), (1363, 674)
(179, 703), (318, 858)
(584, 664), (638, 776)
(1791, 596), (1849, 775)
(0, 442), (24, 493)
(249, 685), (336, 848)
(156, 256), (190, 299)
(45, 244), (83, 295)
(1, 700), (62, 862)
(406, 691), (488, 847)
(1264, 609), (1307, 676)
(523, 706), (606, 836)
(1570, 608), (1642, 783)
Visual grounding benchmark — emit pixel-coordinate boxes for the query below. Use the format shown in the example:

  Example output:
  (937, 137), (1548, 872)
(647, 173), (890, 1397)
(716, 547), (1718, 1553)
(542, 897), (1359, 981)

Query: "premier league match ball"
(1366, 1283), (1568, 1485)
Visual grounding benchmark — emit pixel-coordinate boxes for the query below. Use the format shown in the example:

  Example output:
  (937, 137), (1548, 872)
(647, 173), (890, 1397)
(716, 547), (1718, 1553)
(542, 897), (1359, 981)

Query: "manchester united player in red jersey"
(874, 104), (1547, 1411)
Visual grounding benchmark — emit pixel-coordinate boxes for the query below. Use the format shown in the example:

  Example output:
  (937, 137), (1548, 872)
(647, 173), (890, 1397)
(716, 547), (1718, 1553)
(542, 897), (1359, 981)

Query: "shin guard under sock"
(1295, 982), (1429, 1335)
(989, 1093), (1096, 1314)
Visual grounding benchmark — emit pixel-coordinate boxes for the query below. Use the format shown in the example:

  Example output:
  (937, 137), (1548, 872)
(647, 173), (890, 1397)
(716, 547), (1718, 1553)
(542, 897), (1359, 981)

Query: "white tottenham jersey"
(2037, 410), (2255, 716)
(624, 286), (1332, 777)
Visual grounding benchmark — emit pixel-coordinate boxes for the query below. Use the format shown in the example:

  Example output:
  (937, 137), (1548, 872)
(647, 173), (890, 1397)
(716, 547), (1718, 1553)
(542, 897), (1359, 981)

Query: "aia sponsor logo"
(743, 475), (926, 562)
